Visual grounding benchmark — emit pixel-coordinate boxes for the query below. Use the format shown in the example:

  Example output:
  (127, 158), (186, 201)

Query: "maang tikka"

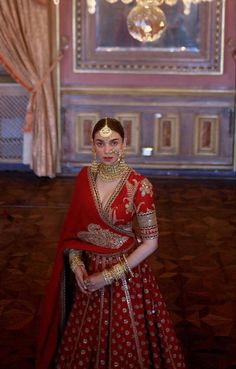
(99, 118), (112, 138)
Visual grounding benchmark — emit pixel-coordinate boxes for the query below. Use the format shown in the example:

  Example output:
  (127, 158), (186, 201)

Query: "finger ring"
(84, 280), (90, 287)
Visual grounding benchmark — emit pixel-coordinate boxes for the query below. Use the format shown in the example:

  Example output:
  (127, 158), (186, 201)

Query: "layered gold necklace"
(97, 161), (129, 182)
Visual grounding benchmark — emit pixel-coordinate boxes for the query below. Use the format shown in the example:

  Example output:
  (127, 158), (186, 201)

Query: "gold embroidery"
(117, 223), (133, 233)
(77, 223), (129, 249)
(108, 206), (125, 225)
(123, 177), (154, 215)
(88, 167), (134, 237)
(96, 288), (105, 369)
(122, 276), (145, 369)
(123, 178), (139, 214)
(137, 209), (159, 240)
(68, 296), (91, 368)
(139, 178), (153, 197)
(108, 285), (114, 369)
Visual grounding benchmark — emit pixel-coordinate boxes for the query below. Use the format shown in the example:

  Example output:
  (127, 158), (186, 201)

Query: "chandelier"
(86, 0), (214, 42)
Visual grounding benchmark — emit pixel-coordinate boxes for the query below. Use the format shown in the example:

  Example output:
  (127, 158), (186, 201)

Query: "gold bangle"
(110, 261), (127, 281)
(69, 254), (85, 272)
(103, 260), (130, 285)
(102, 269), (114, 285)
(123, 255), (134, 277)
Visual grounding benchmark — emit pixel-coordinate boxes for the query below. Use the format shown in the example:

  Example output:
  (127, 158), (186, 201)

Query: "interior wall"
(1, 0), (235, 176)
(58, 0), (236, 176)
(60, 0), (236, 90)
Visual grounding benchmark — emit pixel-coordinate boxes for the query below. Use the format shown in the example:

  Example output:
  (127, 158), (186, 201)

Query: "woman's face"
(93, 130), (126, 165)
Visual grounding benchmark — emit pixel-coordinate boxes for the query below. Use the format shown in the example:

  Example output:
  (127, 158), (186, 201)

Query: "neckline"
(96, 178), (120, 210)
(90, 166), (131, 213)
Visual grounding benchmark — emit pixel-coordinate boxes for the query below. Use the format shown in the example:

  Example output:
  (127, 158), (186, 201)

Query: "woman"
(36, 118), (186, 369)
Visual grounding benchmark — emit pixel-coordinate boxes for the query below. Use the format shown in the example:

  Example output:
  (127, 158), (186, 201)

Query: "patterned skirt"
(55, 251), (186, 369)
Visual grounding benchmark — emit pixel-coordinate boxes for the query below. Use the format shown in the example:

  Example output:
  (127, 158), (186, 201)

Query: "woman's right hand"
(74, 266), (90, 294)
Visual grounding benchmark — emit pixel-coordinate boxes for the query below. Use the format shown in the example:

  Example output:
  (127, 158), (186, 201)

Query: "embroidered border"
(108, 285), (114, 369)
(88, 167), (134, 237)
(77, 223), (129, 249)
(122, 276), (145, 369)
(96, 288), (105, 369)
(137, 210), (159, 240)
(68, 295), (91, 368)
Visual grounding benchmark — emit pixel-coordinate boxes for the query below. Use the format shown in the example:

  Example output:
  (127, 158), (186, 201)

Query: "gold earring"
(91, 148), (98, 173)
(118, 148), (126, 164)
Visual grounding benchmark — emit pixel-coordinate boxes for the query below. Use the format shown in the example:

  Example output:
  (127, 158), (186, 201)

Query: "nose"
(104, 143), (111, 154)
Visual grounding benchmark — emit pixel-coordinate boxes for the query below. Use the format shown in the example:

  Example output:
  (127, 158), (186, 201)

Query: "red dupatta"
(35, 167), (136, 369)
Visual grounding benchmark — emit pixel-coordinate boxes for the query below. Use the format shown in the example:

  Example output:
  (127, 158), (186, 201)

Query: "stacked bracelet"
(103, 269), (114, 285)
(69, 250), (85, 272)
(102, 256), (133, 285)
(123, 255), (134, 277)
(112, 261), (127, 280)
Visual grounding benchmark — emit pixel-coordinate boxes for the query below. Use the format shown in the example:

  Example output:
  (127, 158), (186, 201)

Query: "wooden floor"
(0, 172), (236, 369)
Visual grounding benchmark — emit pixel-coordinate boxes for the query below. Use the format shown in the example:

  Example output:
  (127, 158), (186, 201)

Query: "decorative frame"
(73, 0), (224, 74)
(114, 113), (140, 154)
(194, 115), (219, 156)
(75, 112), (100, 153)
(154, 114), (180, 155)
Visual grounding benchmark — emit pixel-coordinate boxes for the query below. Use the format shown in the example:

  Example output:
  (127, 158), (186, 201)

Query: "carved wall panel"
(114, 113), (140, 154)
(61, 89), (234, 172)
(194, 115), (219, 156)
(74, 112), (140, 155)
(154, 114), (180, 155)
(75, 113), (100, 153)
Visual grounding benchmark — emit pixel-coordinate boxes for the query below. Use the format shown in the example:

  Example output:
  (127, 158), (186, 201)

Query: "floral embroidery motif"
(123, 179), (139, 214)
(77, 224), (129, 249)
(139, 178), (153, 197)
(108, 206), (125, 225)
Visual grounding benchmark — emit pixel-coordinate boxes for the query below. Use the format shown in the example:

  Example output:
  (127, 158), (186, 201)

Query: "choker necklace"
(97, 161), (129, 182)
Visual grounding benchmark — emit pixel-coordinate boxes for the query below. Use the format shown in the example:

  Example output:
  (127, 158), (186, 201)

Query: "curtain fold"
(0, 0), (60, 177)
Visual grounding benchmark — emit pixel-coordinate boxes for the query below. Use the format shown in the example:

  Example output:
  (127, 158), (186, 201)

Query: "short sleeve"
(134, 177), (159, 240)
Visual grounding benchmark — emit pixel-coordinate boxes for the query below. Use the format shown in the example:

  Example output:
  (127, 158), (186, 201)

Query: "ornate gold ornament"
(91, 148), (99, 172)
(77, 223), (129, 248)
(97, 159), (129, 182)
(99, 118), (112, 138)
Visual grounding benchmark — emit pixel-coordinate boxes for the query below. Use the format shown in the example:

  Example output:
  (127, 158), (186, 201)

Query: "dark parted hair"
(92, 117), (125, 141)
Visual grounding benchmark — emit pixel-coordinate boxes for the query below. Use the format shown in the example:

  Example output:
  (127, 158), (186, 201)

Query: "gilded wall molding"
(73, 0), (225, 75)
(61, 86), (234, 98)
(63, 161), (233, 171)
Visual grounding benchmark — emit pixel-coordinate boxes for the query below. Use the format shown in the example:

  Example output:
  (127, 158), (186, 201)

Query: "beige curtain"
(0, 0), (60, 177)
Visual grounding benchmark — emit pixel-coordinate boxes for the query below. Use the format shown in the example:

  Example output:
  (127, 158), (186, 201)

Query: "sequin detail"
(77, 224), (129, 249)
(139, 178), (154, 197)
(137, 209), (159, 240)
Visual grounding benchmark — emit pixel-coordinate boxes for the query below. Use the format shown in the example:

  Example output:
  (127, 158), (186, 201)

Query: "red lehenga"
(36, 167), (186, 369)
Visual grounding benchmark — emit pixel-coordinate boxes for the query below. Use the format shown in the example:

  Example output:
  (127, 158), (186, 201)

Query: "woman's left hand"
(84, 272), (106, 292)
